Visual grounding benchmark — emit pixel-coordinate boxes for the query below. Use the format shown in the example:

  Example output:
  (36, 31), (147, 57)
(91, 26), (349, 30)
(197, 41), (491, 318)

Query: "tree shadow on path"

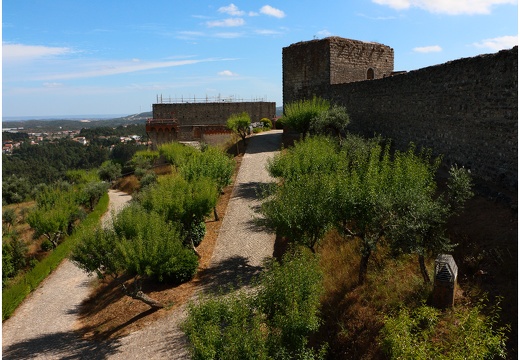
(2, 331), (122, 360)
(196, 255), (264, 295)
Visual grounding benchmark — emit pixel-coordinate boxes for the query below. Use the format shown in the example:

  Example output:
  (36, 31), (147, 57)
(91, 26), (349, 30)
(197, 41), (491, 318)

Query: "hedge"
(2, 192), (109, 320)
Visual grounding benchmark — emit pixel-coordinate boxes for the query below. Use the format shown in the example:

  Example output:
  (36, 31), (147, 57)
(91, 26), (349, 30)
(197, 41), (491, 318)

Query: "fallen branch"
(121, 282), (164, 309)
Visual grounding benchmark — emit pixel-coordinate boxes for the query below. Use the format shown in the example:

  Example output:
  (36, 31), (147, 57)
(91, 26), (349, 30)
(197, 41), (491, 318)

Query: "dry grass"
(76, 155), (243, 340)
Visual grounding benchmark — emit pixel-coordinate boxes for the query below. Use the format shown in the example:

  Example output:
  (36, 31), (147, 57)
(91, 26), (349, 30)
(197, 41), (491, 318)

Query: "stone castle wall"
(148, 101), (276, 148)
(152, 102), (276, 125)
(282, 37), (518, 191)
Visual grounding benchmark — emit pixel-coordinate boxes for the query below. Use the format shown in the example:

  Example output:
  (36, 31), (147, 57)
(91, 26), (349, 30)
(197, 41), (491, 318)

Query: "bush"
(98, 160), (122, 182)
(72, 203), (199, 282)
(186, 220), (206, 247)
(183, 249), (326, 359)
(139, 172), (157, 189)
(260, 117), (273, 129)
(381, 302), (508, 359)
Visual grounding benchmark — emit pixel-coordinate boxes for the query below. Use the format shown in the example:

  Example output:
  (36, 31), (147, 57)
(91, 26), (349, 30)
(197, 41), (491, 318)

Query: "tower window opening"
(367, 68), (375, 80)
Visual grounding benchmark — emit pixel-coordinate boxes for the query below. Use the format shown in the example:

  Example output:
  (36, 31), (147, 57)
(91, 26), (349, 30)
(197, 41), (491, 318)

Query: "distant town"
(2, 114), (151, 154)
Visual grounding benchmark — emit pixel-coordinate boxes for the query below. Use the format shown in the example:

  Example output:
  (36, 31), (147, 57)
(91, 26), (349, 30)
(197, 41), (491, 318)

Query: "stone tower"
(282, 37), (394, 105)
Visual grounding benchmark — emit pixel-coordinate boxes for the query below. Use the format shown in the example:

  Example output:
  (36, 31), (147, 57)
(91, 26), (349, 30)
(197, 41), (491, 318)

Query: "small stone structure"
(432, 254), (458, 309)
(146, 99), (276, 149)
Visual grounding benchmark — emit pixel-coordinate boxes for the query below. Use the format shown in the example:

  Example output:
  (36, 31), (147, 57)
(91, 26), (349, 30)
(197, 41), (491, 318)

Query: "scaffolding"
(155, 94), (269, 104)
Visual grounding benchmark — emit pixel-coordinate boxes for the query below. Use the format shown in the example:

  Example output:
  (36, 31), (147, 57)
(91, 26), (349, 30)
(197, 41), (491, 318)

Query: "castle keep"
(283, 36), (518, 192)
(283, 37), (394, 104)
(146, 99), (276, 149)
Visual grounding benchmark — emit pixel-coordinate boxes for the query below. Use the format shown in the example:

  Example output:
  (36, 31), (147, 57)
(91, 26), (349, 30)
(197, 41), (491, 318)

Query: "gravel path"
(2, 130), (282, 359)
(2, 190), (132, 359)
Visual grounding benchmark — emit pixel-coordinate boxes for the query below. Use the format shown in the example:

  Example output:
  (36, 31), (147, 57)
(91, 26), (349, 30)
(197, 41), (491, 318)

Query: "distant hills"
(3, 112), (152, 133)
(3, 106), (283, 133)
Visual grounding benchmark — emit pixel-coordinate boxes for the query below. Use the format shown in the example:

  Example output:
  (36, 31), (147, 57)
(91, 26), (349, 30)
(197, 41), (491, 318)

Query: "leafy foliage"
(139, 173), (218, 233)
(267, 135), (340, 181)
(71, 203), (198, 282)
(260, 173), (335, 252)
(2, 139), (109, 198)
(226, 112), (251, 142)
(2, 175), (31, 205)
(263, 135), (472, 285)
(282, 96), (330, 138)
(2, 236), (28, 285)
(183, 249), (326, 360)
(178, 146), (234, 193)
(98, 160), (122, 182)
(27, 189), (80, 248)
(309, 104), (350, 140)
(381, 302), (508, 359)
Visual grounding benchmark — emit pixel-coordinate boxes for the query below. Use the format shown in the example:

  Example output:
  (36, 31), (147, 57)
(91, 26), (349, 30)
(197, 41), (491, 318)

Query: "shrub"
(183, 249), (326, 359)
(381, 302), (508, 359)
(98, 160), (122, 182)
(139, 172), (158, 189)
(72, 203), (199, 282)
(260, 117), (273, 129)
(257, 248), (325, 354)
(186, 221), (206, 247)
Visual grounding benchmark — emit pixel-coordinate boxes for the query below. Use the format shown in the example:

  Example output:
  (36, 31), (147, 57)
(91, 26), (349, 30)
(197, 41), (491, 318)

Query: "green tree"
(226, 112), (251, 144)
(178, 146), (234, 220)
(139, 174), (218, 254)
(27, 189), (78, 248)
(2, 208), (17, 234)
(98, 160), (122, 182)
(71, 203), (198, 308)
(309, 104), (350, 142)
(79, 181), (109, 211)
(260, 173), (335, 252)
(2, 175), (31, 205)
(282, 96), (330, 138)
(263, 135), (472, 285)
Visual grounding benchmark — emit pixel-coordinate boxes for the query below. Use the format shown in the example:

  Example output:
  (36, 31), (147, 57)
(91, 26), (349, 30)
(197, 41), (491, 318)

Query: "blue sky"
(2, 0), (518, 118)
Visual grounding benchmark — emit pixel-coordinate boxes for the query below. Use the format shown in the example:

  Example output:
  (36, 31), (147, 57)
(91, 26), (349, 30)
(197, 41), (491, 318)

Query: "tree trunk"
(358, 247), (371, 285)
(131, 291), (164, 309)
(418, 254), (431, 283)
(121, 282), (164, 309)
(214, 206), (219, 221)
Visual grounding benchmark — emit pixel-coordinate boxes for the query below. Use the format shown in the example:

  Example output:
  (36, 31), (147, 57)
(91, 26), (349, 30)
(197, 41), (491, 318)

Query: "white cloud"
(260, 5), (286, 18)
(3, 43), (73, 62)
(473, 35), (518, 51)
(218, 70), (238, 76)
(255, 29), (283, 35)
(43, 82), (64, 88)
(218, 4), (245, 16)
(413, 45), (442, 53)
(317, 30), (332, 37)
(213, 32), (243, 39)
(372, 0), (517, 15)
(31, 58), (215, 81)
(206, 18), (245, 27)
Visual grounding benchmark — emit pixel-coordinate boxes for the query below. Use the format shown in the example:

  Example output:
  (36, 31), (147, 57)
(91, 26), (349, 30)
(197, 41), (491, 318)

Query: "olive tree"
(262, 135), (472, 285)
(71, 203), (199, 308)
(226, 111), (251, 144)
(27, 189), (79, 248)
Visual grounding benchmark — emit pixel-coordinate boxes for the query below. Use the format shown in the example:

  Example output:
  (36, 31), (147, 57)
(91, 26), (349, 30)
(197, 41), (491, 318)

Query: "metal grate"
(434, 254), (458, 283)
